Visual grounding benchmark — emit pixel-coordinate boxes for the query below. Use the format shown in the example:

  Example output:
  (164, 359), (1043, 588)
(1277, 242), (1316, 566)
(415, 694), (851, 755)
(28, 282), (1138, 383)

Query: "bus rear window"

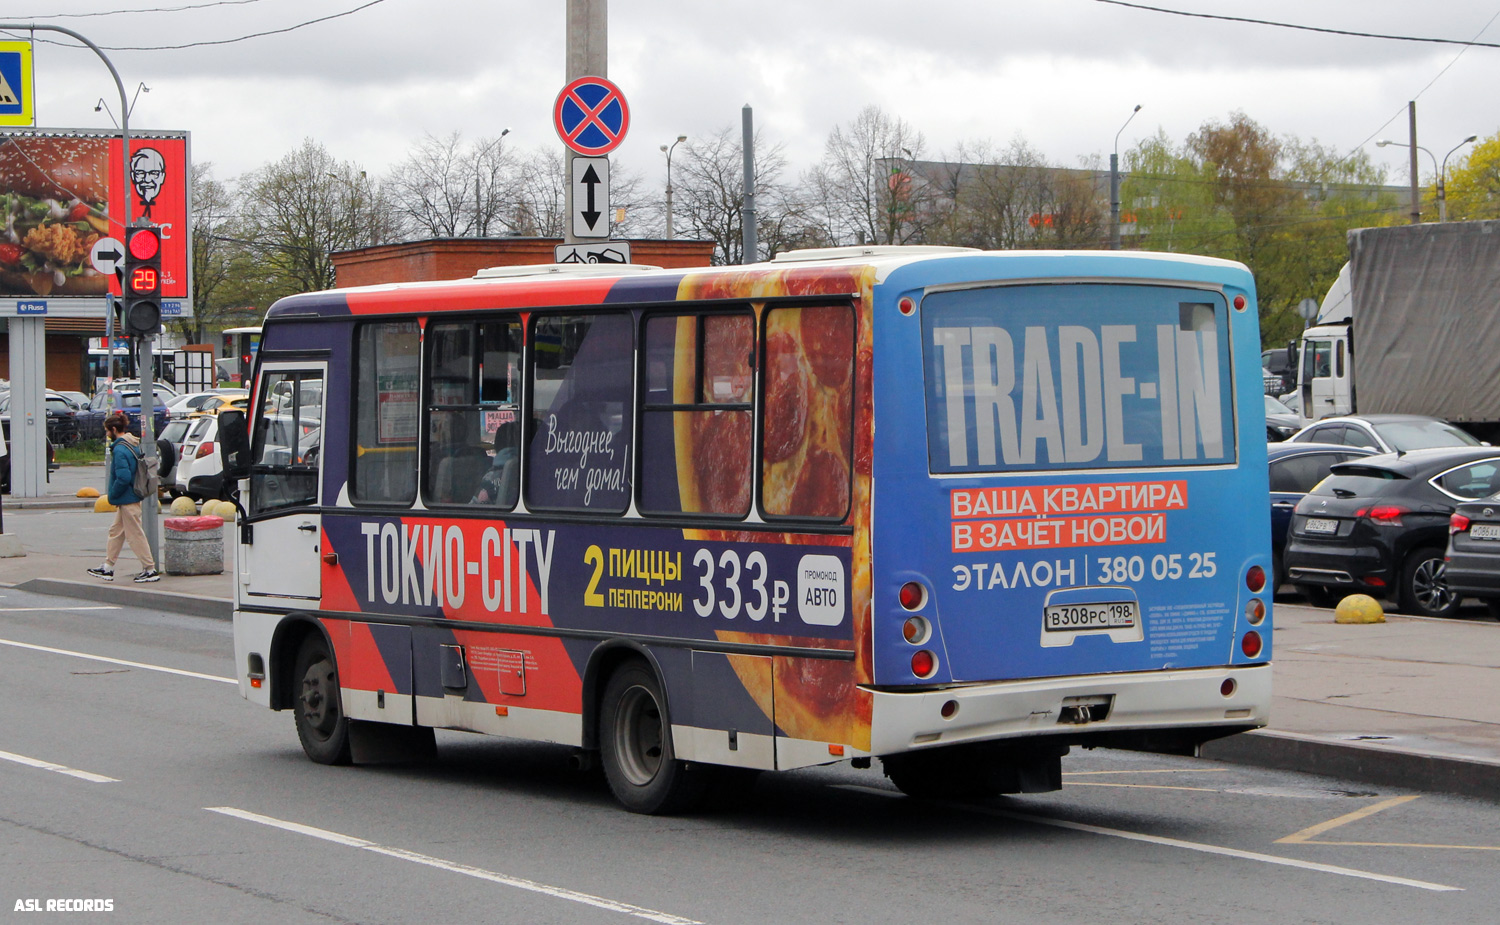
(922, 284), (1235, 473)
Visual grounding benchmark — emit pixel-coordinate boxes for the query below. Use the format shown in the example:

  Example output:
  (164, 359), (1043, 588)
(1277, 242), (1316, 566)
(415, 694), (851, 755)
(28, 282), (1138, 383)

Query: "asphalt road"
(2, 589), (1498, 924)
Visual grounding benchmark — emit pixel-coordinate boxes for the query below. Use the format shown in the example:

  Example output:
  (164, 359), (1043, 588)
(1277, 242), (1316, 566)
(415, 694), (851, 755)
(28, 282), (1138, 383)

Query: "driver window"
(250, 370), (324, 515)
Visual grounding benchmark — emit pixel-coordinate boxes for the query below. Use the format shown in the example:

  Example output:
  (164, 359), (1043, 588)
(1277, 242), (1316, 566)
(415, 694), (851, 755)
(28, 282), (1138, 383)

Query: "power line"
(2, 0), (387, 51)
(1093, 0), (1500, 49)
(17, 0), (268, 18)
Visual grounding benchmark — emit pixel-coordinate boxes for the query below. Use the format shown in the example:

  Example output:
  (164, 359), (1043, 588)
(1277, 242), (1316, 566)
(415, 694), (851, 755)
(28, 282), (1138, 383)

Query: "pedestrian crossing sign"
(0, 41), (35, 126)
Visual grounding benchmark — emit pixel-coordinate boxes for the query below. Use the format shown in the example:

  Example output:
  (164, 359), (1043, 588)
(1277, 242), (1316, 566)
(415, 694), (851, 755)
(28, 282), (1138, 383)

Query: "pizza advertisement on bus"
(0, 131), (190, 301)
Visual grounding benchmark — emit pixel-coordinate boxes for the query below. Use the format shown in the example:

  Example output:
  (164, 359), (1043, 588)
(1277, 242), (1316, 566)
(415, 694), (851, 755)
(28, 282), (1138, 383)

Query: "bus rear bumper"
(868, 664), (1270, 756)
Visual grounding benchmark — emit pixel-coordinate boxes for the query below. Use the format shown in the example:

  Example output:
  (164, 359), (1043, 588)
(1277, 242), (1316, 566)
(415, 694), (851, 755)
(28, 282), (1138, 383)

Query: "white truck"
(1296, 220), (1500, 442)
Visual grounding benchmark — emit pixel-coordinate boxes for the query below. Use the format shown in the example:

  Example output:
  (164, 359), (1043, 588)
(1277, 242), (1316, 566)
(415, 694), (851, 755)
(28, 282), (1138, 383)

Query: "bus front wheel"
(599, 662), (709, 814)
(293, 635), (352, 765)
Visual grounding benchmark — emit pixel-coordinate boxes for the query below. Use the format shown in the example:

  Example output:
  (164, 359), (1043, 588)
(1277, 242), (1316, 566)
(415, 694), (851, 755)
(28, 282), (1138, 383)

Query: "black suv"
(1284, 447), (1500, 617)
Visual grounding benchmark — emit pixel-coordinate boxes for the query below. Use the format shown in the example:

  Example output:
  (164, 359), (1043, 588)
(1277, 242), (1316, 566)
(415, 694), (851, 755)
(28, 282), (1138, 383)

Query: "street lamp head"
(1376, 140), (1398, 148)
(500, 127), (511, 138)
(1132, 104), (1141, 113)
(1464, 135), (1478, 144)
(660, 144), (668, 153)
(677, 135), (687, 143)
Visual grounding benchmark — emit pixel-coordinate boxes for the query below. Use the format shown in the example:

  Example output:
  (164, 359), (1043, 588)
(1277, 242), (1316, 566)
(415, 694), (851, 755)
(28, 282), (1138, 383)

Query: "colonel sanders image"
(130, 147), (165, 218)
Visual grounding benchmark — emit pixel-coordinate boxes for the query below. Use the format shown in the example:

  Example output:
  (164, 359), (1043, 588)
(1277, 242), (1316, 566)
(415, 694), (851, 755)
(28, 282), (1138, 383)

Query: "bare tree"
(669, 126), (807, 264)
(182, 161), (252, 341)
(806, 106), (943, 246)
(384, 131), (518, 238)
(511, 147), (567, 238)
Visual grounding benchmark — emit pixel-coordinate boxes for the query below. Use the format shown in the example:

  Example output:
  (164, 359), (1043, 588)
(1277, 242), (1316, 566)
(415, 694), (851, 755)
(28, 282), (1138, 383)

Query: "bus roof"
(264, 247), (1253, 321)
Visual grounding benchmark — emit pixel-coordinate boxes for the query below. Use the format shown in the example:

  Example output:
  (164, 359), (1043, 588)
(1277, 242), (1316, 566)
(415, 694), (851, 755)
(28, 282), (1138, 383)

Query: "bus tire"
(883, 750), (1003, 800)
(599, 661), (709, 815)
(293, 635), (352, 766)
(1296, 584), (1341, 609)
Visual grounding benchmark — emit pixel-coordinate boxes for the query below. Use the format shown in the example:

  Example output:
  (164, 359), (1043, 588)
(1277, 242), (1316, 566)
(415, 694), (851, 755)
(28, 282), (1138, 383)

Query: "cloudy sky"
(8, 1), (1500, 191)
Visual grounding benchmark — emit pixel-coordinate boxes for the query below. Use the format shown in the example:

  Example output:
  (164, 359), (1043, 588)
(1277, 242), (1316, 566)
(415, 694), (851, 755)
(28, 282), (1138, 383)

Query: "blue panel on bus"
(922, 285), (1234, 473)
(870, 256), (1271, 686)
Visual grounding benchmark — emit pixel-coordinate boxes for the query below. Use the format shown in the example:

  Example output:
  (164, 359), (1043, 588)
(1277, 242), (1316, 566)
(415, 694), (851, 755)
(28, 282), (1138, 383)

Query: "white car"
(176, 415), (221, 500)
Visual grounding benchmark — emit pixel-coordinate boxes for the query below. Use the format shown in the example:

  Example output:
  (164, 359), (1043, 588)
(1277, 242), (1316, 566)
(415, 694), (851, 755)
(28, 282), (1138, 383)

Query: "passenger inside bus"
(471, 421), (519, 506)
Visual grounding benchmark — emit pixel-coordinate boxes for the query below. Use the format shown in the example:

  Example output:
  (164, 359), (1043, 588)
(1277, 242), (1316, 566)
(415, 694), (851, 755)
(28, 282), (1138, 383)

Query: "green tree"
(1442, 132), (1500, 221)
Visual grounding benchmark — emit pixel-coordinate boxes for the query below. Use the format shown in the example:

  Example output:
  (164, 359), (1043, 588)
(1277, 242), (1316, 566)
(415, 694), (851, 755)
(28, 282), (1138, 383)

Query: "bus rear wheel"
(599, 662), (709, 814)
(883, 743), (1063, 799)
(293, 635), (352, 765)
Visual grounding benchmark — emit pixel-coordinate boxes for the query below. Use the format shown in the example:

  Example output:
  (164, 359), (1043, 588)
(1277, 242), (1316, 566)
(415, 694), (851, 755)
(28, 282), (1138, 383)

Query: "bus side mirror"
(1286, 341), (1296, 367)
(219, 409), (252, 480)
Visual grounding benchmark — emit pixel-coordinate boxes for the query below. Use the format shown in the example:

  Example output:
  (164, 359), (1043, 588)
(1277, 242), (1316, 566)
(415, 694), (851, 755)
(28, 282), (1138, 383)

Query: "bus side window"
(526, 313), (634, 514)
(352, 321), (420, 506)
(638, 312), (754, 516)
(761, 304), (854, 520)
(424, 319), (522, 508)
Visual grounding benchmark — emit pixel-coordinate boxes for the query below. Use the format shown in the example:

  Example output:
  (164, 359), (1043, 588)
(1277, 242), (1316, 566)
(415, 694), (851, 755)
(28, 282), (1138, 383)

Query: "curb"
(1199, 729), (1500, 803)
(14, 578), (232, 621)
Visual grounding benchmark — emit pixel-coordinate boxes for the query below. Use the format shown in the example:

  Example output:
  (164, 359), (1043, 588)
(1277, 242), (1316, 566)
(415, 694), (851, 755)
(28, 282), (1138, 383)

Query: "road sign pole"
(564, 0), (606, 246)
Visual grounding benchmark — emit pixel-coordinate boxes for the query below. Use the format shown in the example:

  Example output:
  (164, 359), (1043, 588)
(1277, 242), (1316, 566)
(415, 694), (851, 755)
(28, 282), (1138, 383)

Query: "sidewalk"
(4, 465), (1498, 800)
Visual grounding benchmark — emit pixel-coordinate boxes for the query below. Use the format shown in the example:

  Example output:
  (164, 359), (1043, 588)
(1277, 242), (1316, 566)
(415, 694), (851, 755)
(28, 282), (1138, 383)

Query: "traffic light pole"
(137, 332), (159, 562)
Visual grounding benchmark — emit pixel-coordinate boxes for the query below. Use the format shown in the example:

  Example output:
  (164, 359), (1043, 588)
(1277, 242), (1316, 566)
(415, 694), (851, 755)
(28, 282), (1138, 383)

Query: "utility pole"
(742, 105), (756, 264)
(563, 0), (606, 246)
(1408, 101), (1421, 225)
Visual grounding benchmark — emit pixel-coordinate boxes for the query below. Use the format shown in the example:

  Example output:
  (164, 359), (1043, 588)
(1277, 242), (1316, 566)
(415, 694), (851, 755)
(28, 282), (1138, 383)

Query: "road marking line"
(1066, 781), (1223, 793)
(835, 785), (1461, 892)
(0, 637), (235, 685)
(1063, 768), (1228, 776)
(0, 606), (120, 612)
(0, 748), (118, 783)
(1292, 839), (1500, 851)
(1276, 795), (1421, 844)
(206, 807), (704, 925)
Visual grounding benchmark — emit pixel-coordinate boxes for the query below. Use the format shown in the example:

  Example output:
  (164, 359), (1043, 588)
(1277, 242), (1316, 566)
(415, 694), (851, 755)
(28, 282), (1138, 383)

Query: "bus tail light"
(1245, 565), (1266, 593)
(1241, 631), (1263, 659)
(195, 440), (215, 459)
(1451, 513), (1471, 534)
(1220, 678), (1237, 697)
(1245, 599), (1265, 625)
(898, 581), (925, 610)
(911, 649), (936, 678)
(902, 616), (930, 644)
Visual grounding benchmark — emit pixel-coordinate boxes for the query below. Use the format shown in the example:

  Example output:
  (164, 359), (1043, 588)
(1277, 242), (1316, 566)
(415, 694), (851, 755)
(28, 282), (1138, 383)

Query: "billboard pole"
(0, 23), (158, 562)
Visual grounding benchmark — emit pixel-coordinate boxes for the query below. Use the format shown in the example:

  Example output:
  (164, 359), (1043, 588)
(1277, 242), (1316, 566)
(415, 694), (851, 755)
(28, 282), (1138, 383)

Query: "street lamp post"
(661, 135), (686, 240)
(1111, 104), (1141, 250)
(1377, 135), (1474, 223)
(1377, 139), (1433, 223)
(1440, 135), (1478, 223)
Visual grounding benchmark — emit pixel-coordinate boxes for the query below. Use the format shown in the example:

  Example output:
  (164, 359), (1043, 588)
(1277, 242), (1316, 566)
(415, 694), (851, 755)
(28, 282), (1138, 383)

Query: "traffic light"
(122, 225), (162, 337)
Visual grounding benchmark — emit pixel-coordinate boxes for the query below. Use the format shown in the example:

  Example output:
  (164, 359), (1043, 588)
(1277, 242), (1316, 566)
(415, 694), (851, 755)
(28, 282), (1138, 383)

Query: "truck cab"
(1298, 262), (1353, 420)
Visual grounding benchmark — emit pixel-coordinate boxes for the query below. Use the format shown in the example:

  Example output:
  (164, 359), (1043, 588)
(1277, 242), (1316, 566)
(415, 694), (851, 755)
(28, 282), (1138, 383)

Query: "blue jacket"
(108, 434), (142, 506)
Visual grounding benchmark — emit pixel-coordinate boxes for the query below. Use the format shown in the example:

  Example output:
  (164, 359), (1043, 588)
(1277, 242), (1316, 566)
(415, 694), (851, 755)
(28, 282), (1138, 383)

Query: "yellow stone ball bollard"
(93, 495), (117, 513)
(1334, 593), (1386, 624)
(169, 496), (199, 516)
(76, 487), (100, 498)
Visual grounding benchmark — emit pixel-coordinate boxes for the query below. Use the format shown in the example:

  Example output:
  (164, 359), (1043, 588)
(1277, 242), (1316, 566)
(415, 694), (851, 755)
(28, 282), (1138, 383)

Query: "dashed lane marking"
(206, 807), (705, 924)
(0, 748), (118, 783)
(1277, 795), (1500, 850)
(0, 637), (235, 684)
(1062, 768), (1228, 776)
(835, 785), (1462, 892)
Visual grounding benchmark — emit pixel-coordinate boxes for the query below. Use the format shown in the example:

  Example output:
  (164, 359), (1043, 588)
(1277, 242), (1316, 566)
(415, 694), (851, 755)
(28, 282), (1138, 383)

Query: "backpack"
(125, 440), (153, 500)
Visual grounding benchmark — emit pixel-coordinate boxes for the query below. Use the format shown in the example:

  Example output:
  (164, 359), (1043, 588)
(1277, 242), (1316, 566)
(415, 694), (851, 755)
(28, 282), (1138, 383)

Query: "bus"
(224, 247), (1273, 814)
(218, 326), (262, 386)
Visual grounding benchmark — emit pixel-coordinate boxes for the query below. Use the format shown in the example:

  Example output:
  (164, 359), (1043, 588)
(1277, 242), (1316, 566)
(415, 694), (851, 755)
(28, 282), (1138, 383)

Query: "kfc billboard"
(0, 130), (191, 317)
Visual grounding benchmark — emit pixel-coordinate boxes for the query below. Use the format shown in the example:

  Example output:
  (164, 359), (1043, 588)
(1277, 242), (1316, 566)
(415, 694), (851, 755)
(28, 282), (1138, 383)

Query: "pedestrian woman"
(87, 411), (160, 583)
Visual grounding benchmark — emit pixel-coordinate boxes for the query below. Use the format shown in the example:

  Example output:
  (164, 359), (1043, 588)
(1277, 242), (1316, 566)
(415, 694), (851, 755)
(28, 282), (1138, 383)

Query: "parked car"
(176, 415), (218, 499)
(156, 418), (195, 491)
(0, 391), (81, 446)
(1284, 446), (1500, 616)
(1265, 394), (1303, 442)
(1267, 443), (1379, 594)
(53, 390), (89, 411)
(1262, 345), (1296, 397)
(1286, 413), (1483, 455)
(166, 388), (249, 419)
(1444, 493), (1500, 618)
(77, 387), (174, 441)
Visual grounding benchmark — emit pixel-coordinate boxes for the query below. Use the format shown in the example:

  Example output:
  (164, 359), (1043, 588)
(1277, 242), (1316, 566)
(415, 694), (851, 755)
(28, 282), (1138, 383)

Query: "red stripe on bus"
(344, 278), (620, 315)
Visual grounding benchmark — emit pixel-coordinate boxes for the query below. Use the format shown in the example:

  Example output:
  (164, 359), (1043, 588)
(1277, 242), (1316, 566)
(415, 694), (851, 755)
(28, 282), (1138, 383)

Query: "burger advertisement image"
(0, 131), (190, 314)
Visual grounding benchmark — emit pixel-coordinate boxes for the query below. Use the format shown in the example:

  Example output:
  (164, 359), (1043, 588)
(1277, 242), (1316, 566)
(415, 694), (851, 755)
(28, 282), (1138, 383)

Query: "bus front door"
(242, 364), (326, 600)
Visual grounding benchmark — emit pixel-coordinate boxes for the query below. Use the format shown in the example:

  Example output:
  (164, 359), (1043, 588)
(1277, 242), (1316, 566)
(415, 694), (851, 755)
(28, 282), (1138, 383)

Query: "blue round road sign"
(553, 76), (630, 156)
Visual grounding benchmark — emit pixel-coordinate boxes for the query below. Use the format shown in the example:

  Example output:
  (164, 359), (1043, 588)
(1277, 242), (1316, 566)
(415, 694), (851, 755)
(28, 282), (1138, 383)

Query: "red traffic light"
(128, 228), (160, 260)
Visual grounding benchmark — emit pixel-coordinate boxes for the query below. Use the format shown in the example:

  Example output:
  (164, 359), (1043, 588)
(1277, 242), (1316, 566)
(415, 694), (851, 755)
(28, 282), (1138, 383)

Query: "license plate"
(1044, 601), (1139, 632)
(1304, 518), (1339, 535)
(1471, 523), (1500, 540)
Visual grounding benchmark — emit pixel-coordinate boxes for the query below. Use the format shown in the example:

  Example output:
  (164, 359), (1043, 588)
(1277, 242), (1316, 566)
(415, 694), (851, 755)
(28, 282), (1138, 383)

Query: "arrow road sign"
(571, 156), (610, 239)
(90, 236), (125, 275)
(555, 241), (632, 265)
(553, 76), (629, 156)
